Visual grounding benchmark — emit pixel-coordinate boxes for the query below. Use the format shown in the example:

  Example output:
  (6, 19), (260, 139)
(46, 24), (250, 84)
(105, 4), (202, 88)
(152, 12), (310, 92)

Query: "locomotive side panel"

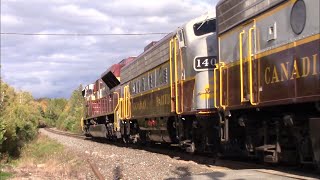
(120, 34), (173, 86)
(84, 78), (120, 119)
(216, 0), (287, 34)
(256, 0), (320, 104)
(217, 0), (320, 166)
(294, 39), (320, 100)
(260, 37), (320, 105)
(131, 87), (171, 118)
(218, 0), (320, 109)
(255, 1), (320, 103)
(259, 46), (296, 104)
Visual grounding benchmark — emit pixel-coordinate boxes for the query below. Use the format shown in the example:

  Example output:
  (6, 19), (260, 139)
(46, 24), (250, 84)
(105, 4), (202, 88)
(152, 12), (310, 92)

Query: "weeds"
(0, 171), (13, 180)
(3, 133), (89, 179)
(19, 134), (64, 163)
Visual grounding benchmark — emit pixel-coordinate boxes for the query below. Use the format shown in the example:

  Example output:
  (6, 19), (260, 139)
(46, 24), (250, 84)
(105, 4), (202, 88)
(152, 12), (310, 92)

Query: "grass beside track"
(0, 134), (63, 179)
(20, 133), (64, 163)
(2, 132), (91, 179)
(0, 171), (13, 180)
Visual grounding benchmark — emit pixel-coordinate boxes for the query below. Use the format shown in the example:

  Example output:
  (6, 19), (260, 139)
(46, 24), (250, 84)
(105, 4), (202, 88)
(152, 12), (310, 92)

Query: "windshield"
(193, 18), (216, 36)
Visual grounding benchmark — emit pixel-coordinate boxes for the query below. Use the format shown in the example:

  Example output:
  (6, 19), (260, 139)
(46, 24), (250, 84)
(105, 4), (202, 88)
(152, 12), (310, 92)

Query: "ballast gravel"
(40, 129), (229, 180)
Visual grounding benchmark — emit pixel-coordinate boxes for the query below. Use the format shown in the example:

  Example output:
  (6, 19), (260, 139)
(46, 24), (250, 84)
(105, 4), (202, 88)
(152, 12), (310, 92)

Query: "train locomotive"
(82, 0), (320, 169)
(82, 11), (218, 153)
(215, 0), (320, 167)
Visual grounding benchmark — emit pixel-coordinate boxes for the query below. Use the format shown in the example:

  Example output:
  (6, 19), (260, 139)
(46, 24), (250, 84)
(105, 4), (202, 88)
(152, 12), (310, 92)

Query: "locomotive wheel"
(138, 130), (147, 145)
(122, 135), (130, 144)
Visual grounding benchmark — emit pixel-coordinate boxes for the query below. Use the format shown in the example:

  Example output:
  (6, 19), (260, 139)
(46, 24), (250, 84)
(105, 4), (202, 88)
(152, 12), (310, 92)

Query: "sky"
(1, 0), (217, 99)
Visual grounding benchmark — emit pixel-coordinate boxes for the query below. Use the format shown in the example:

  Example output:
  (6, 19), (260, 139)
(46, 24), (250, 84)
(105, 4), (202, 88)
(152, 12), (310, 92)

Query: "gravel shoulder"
(40, 129), (229, 180)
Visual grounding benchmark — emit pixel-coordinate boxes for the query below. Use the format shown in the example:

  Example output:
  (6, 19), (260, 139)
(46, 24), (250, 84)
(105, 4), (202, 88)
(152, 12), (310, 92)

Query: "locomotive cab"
(175, 11), (217, 112)
(164, 12), (221, 153)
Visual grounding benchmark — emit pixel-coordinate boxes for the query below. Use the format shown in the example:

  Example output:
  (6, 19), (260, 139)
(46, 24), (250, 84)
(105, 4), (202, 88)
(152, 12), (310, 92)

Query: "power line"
(0, 32), (169, 36)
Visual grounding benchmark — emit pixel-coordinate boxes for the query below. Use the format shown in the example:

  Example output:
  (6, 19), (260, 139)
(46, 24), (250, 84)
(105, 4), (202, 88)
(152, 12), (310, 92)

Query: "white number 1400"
(196, 58), (214, 68)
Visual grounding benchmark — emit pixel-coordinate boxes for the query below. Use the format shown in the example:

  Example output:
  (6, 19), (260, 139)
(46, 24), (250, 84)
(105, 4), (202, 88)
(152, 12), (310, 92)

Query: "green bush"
(0, 123), (6, 145)
(0, 81), (84, 159)
(0, 81), (41, 158)
(0, 123), (7, 158)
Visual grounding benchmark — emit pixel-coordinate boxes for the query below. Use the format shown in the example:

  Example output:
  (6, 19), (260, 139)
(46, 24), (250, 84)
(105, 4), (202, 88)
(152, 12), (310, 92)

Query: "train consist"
(81, 0), (320, 169)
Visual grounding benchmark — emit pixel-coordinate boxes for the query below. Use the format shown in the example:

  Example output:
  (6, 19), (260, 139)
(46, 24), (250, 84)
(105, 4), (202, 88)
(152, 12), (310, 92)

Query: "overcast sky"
(1, 0), (217, 99)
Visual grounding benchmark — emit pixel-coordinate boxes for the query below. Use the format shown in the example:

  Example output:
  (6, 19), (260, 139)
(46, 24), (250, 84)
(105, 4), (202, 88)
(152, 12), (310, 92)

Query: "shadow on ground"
(89, 137), (320, 180)
(113, 165), (123, 180)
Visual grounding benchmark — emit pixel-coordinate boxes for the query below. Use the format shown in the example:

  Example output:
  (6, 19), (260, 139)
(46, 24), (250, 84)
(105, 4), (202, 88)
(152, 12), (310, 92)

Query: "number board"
(193, 56), (217, 71)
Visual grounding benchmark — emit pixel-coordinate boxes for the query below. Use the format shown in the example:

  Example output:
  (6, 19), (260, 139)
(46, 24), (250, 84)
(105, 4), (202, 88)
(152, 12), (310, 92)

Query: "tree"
(0, 81), (42, 157)
(56, 85), (84, 133)
(35, 98), (67, 127)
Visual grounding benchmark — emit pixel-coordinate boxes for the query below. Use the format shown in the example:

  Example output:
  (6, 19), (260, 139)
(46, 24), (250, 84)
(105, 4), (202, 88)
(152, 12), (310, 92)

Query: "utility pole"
(18, 91), (24, 104)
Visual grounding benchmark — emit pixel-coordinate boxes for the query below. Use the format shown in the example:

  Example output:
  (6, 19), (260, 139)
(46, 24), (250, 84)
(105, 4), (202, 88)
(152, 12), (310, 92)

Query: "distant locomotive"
(82, 12), (218, 153)
(82, 0), (320, 169)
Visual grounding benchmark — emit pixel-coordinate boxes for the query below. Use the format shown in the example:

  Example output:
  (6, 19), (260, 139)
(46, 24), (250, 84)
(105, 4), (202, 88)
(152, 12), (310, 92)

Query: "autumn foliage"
(0, 81), (84, 158)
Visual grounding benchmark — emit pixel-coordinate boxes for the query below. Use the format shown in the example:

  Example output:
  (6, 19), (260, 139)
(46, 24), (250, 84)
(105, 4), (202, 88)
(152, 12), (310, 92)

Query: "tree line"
(0, 81), (84, 159)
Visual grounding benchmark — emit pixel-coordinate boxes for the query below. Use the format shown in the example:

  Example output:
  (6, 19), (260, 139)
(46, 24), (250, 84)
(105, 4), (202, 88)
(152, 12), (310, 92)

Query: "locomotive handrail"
(123, 86), (126, 119)
(239, 30), (246, 103)
(123, 85), (132, 119)
(169, 38), (174, 112)
(125, 85), (129, 119)
(219, 62), (227, 109)
(125, 86), (127, 118)
(118, 98), (123, 119)
(214, 63), (219, 108)
(113, 91), (120, 131)
(128, 86), (131, 118)
(174, 37), (182, 114)
(249, 25), (259, 106)
(121, 98), (124, 119)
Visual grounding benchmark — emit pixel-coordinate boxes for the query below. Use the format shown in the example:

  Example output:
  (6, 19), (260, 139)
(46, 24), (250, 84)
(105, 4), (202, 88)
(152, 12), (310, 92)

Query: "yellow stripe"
(220, 0), (296, 40)
(222, 34), (320, 69)
(256, 34), (320, 59)
(255, 0), (296, 21)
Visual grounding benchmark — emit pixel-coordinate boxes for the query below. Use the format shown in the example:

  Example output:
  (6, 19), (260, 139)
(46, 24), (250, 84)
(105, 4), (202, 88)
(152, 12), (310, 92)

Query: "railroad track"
(44, 128), (86, 140)
(43, 128), (319, 180)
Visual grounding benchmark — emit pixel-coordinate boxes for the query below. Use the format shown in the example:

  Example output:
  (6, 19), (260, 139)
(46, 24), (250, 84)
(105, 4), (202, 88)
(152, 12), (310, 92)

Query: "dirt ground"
(1, 133), (96, 180)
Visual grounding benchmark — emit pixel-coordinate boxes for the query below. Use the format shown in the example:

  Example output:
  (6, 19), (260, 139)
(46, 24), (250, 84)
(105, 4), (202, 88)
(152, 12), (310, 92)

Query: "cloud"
(1, 0), (218, 98)
(1, 14), (22, 26)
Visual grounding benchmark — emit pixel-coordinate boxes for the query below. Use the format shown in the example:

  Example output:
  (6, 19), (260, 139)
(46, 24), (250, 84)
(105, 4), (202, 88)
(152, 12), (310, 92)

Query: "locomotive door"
(239, 20), (259, 105)
(169, 35), (183, 114)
